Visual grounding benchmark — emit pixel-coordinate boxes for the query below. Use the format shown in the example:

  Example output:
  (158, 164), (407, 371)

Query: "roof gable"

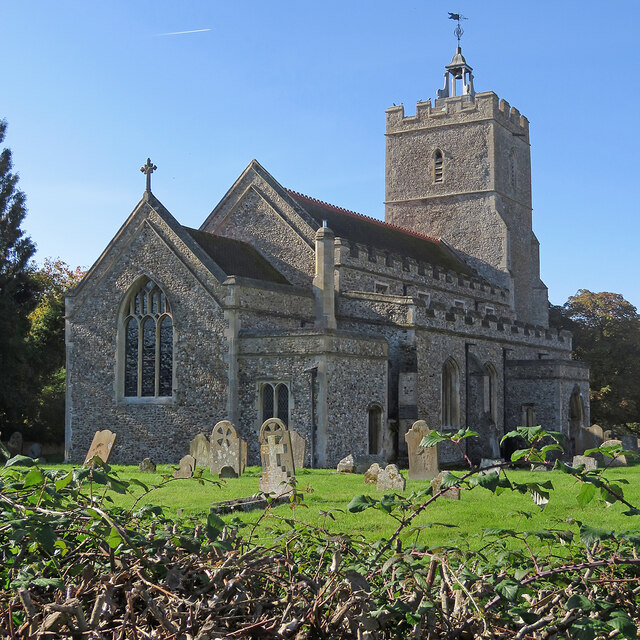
(183, 227), (289, 285)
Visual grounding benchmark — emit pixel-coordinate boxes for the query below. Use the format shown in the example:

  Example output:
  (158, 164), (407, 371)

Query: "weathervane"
(448, 12), (467, 46)
(140, 158), (157, 193)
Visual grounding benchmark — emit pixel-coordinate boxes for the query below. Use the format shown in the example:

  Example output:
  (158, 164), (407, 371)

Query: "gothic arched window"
(260, 382), (290, 426)
(122, 279), (173, 398)
(433, 149), (444, 183)
(442, 358), (460, 427)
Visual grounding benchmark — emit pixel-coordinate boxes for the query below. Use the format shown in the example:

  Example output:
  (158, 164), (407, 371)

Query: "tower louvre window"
(434, 150), (444, 183)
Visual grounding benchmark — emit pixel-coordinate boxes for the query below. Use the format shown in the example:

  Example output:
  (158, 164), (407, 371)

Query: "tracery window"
(260, 382), (290, 426)
(123, 279), (173, 398)
(442, 358), (460, 427)
(434, 149), (444, 183)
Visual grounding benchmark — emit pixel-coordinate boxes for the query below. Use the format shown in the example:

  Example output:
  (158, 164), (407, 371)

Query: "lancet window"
(442, 358), (460, 427)
(123, 279), (173, 398)
(260, 382), (290, 426)
(434, 149), (444, 183)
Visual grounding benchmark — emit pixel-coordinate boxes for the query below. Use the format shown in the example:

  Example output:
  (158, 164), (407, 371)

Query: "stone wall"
(66, 202), (231, 463)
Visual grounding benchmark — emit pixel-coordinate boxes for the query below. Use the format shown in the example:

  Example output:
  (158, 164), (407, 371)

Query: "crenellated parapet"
(334, 236), (511, 309)
(385, 91), (529, 139)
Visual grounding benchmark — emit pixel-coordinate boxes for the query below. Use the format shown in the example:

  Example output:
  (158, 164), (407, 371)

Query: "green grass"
(43, 463), (640, 549)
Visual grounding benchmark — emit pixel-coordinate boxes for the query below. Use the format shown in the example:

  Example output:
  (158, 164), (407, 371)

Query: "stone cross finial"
(140, 158), (157, 193)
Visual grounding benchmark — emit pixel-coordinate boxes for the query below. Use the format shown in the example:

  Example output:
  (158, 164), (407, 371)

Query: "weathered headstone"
(27, 442), (42, 459)
(376, 464), (406, 491)
(337, 454), (382, 474)
(259, 418), (295, 496)
(405, 420), (439, 480)
(431, 471), (461, 500)
(364, 463), (381, 485)
(7, 432), (23, 455)
(289, 430), (306, 469)
(588, 424), (604, 440)
(621, 435), (638, 452)
(337, 454), (354, 473)
(209, 420), (247, 478)
(189, 433), (210, 467)
(601, 439), (628, 467)
(173, 455), (196, 479)
(84, 429), (116, 465)
(572, 455), (598, 471)
(479, 458), (503, 476)
(139, 458), (156, 473)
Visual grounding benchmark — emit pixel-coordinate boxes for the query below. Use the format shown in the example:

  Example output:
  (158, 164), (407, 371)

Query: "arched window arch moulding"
(117, 277), (175, 403)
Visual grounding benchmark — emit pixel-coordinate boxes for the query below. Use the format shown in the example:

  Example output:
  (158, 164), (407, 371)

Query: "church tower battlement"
(384, 46), (549, 327)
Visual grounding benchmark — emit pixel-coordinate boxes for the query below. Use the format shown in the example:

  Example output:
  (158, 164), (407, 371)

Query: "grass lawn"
(42, 462), (640, 549)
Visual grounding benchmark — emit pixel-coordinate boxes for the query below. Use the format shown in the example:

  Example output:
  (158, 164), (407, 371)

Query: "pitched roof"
(183, 227), (290, 285)
(286, 190), (471, 275)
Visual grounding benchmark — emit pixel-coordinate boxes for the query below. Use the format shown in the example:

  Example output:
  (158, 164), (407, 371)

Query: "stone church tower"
(385, 46), (549, 327)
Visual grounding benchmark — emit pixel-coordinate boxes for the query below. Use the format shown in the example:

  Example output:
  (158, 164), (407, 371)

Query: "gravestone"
(588, 424), (604, 440)
(209, 420), (247, 478)
(84, 429), (116, 465)
(405, 420), (439, 480)
(337, 454), (382, 474)
(189, 433), (210, 467)
(27, 442), (42, 459)
(139, 458), (156, 473)
(621, 435), (638, 452)
(479, 458), (503, 476)
(601, 439), (628, 467)
(431, 471), (461, 500)
(376, 464), (406, 491)
(7, 432), (23, 455)
(572, 455), (598, 471)
(259, 418), (295, 496)
(364, 463), (381, 485)
(174, 455), (196, 479)
(289, 430), (306, 469)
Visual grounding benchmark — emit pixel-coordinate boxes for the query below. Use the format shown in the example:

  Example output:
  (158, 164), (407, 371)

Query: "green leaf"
(606, 609), (637, 639)
(569, 617), (605, 640)
(127, 478), (149, 492)
(579, 525), (614, 547)
(440, 472), (461, 489)
(601, 483), (623, 506)
(206, 512), (225, 540)
(477, 471), (499, 492)
(4, 455), (36, 468)
(420, 432), (448, 447)
(565, 594), (595, 611)
(35, 524), (57, 553)
(347, 495), (377, 513)
(494, 578), (521, 602)
(106, 527), (123, 549)
(55, 472), (73, 491)
(32, 577), (64, 589)
(22, 468), (44, 488)
(576, 483), (596, 508)
(510, 448), (531, 462)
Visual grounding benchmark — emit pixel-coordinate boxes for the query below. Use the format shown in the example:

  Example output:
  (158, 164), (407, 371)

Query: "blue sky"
(2, 1), (639, 308)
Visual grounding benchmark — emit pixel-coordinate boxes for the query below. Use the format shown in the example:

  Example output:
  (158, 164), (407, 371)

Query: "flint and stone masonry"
(65, 45), (589, 467)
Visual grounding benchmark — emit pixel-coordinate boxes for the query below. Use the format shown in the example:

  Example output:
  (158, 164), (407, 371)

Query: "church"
(65, 45), (589, 467)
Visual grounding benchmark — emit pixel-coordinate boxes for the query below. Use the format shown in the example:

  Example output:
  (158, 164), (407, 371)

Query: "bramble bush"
(0, 428), (639, 639)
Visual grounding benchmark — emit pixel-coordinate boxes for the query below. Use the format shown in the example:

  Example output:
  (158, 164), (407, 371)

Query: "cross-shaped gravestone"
(259, 418), (295, 496)
(264, 434), (286, 468)
(140, 158), (157, 193)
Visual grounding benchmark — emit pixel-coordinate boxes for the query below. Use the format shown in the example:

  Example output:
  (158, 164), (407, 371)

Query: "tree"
(0, 119), (38, 433)
(25, 259), (84, 441)
(551, 290), (640, 432)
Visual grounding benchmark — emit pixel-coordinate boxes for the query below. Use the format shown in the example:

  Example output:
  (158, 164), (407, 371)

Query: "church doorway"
(569, 386), (584, 457)
(368, 405), (383, 455)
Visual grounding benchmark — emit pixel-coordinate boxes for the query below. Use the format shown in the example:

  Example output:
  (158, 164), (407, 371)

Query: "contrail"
(156, 28), (211, 36)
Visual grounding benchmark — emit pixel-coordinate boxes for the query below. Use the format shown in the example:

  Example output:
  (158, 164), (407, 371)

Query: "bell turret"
(437, 47), (475, 100)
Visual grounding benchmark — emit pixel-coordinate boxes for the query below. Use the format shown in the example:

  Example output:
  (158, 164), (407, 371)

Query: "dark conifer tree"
(0, 119), (38, 432)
